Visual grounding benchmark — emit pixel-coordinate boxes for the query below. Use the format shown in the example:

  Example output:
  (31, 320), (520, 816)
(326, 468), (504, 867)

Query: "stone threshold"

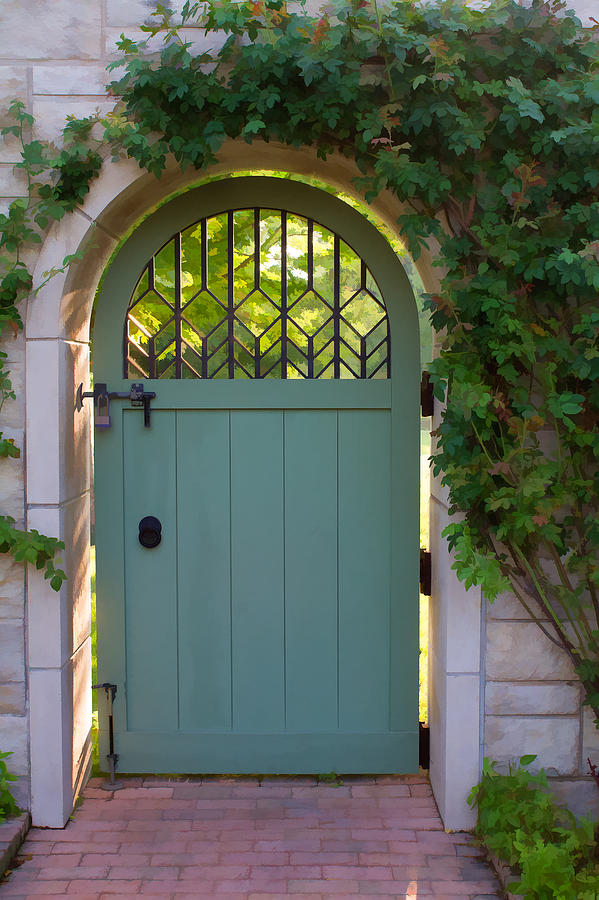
(0, 811), (31, 880)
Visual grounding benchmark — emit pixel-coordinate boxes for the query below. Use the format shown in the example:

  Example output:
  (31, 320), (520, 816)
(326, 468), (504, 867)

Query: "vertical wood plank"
(338, 410), (391, 732)
(177, 411), (232, 731)
(284, 411), (338, 731)
(94, 410), (127, 748)
(123, 409), (178, 732)
(230, 411), (285, 732)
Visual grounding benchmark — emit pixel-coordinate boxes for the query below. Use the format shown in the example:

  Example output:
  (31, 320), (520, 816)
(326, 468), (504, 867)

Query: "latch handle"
(76, 383), (156, 429)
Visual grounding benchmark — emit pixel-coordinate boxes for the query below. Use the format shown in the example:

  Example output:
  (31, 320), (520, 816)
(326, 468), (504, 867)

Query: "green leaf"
(519, 754), (537, 767)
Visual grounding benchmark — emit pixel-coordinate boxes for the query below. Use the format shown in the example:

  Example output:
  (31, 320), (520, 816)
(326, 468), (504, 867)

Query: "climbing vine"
(0, 101), (108, 589)
(1, 0), (599, 722)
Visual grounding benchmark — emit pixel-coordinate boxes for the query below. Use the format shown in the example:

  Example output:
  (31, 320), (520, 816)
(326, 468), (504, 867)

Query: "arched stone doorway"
(24, 144), (482, 829)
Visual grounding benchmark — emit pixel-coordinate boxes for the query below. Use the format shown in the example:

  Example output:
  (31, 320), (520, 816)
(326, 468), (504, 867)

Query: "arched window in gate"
(124, 208), (390, 380)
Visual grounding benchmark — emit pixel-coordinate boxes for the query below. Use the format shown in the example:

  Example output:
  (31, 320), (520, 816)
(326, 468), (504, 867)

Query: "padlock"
(94, 385), (111, 428)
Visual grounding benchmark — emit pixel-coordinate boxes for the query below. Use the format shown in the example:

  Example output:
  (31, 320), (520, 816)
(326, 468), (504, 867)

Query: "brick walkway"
(1, 775), (501, 899)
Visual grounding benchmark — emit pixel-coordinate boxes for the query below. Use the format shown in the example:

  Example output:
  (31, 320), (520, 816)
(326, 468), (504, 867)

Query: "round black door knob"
(138, 516), (162, 548)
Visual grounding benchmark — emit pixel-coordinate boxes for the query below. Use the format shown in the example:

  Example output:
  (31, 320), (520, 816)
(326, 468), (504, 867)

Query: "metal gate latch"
(76, 383), (156, 429)
(91, 682), (123, 791)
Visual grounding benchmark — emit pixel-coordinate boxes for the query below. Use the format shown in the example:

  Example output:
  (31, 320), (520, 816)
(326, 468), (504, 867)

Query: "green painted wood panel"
(94, 177), (420, 774)
(92, 380), (391, 411)
(230, 411), (285, 732)
(284, 411), (338, 731)
(114, 730), (414, 774)
(338, 410), (391, 732)
(94, 413), (128, 751)
(122, 409), (178, 732)
(177, 411), (232, 731)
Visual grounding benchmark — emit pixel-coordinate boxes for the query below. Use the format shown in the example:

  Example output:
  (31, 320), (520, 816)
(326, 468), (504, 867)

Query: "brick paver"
(0, 775), (501, 898)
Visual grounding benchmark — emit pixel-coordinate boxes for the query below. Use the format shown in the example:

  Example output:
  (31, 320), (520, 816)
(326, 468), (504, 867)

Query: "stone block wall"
(0, 0), (597, 825)
(0, 319), (27, 809)
(484, 593), (599, 818)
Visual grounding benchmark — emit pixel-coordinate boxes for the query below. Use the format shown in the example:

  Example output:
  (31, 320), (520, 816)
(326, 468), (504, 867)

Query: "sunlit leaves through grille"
(125, 209), (390, 379)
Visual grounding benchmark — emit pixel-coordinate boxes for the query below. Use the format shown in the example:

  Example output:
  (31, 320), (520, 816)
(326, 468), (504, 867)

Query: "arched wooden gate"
(93, 177), (419, 774)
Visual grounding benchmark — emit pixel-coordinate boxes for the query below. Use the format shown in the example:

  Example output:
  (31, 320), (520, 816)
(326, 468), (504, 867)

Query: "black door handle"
(138, 516), (162, 548)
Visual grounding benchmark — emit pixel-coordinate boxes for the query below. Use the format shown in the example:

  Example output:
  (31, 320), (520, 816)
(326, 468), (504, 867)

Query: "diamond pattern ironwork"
(124, 208), (390, 379)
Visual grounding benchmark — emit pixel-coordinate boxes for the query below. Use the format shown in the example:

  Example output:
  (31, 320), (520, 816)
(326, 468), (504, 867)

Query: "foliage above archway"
(1, 0), (599, 720)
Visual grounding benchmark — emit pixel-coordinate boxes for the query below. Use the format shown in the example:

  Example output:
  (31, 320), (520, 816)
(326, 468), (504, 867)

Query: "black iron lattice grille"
(124, 208), (390, 380)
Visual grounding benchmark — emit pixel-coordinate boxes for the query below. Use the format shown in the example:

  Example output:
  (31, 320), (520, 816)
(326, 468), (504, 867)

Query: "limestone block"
(75, 155), (147, 232)
(0, 67), (28, 165)
(430, 498), (481, 674)
(582, 705), (599, 771)
(0, 358), (25, 430)
(485, 681), (581, 716)
(0, 555), (25, 620)
(179, 27), (228, 56)
(27, 506), (66, 669)
(9, 776), (30, 812)
(33, 65), (110, 97)
(60, 341), (91, 504)
(0, 328), (26, 367)
(550, 778), (599, 819)
(0, 447), (24, 524)
(289, 0), (326, 11)
(486, 621), (576, 681)
(572, 0), (598, 24)
(428, 653), (443, 743)
(32, 98), (115, 144)
(104, 25), (226, 59)
(0, 714), (28, 775)
(25, 340), (60, 504)
(0, 682), (25, 715)
(429, 498), (447, 673)
(0, 164), (28, 198)
(444, 673), (479, 830)
(0, 1), (102, 60)
(27, 208), (97, 341)
(65, 494), (92, 655)
(428, 639), (445, 807)
(61, 223), (118, 342)
(0, 133), (23, 167)
(0, 67), (27, 119)
(104, 26), (152, 59)
(485, 715), (579, 775)
(0, 622), (24, 682)
(29, 664), (72, 826)
(486, 590), (547, 621)
(28, 494), (90, 667)
(106, 0), (186, 26)
(72, 636), (91, 793)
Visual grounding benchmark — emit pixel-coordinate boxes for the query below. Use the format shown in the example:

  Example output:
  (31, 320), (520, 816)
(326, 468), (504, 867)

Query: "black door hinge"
(420, 549), (432, 596)
(421, 371), (434, 417)
(419, 721), (430, 769)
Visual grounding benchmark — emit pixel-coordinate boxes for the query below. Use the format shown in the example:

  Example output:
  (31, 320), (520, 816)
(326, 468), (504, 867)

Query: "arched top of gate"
(125, 208), (390, 381)
(93, 174), (420, 382)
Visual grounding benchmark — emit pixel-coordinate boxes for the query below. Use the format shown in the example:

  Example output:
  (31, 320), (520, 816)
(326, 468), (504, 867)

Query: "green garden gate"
(93, 177), (420, 774)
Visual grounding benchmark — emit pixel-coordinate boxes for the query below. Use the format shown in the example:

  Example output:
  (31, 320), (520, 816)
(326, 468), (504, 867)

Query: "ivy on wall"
(1, 0), (599, 726)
